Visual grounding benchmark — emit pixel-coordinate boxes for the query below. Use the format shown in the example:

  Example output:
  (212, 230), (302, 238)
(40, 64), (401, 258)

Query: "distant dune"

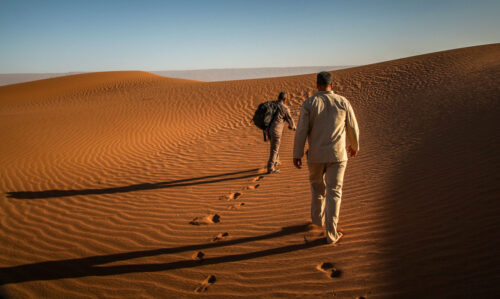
(0, 66), (352, 86)
(0, 72), (84, 87)
(0, 44), (499, 298)
(151, 66), (354, 82)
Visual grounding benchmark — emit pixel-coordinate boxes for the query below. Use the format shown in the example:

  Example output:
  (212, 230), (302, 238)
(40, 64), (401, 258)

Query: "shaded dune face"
(0, 44), (499, 297)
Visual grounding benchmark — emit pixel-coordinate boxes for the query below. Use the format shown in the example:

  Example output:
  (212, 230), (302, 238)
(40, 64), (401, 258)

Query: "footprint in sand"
(194, 275), (216, 293)
(212, 232), (229, 242)
(246, 184), (260, 190)
(317, 262), (342, 278)
(228, 202), (245, 210)
(192, 251), (205, 262)
(219, 176), (262, 201)
(189, 214), (220, 225)
(253, 176), (264, 182)
(219, 192), (242, 201)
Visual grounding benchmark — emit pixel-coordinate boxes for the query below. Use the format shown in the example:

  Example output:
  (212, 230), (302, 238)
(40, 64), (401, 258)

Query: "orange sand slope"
(1, 44), (499, 298)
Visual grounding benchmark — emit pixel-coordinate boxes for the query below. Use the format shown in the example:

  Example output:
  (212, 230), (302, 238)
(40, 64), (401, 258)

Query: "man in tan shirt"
(293, 71), (360, 244)
(267, 92), (296, 173)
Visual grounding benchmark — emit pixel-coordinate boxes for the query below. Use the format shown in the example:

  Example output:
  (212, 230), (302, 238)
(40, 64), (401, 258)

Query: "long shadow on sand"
(6, 168), (264, 199)
(0, 223), (323, 285)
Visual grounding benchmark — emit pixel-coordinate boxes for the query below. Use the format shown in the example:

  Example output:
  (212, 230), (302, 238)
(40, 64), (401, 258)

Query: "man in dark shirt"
(267, 92), (296, 173)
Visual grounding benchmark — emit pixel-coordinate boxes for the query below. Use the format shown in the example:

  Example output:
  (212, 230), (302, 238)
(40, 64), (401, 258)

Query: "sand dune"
(0, 73), (85, 87)
(151, 66), (353, 82)
(0, 67), (353, 87)
(1, 44), (499, 298)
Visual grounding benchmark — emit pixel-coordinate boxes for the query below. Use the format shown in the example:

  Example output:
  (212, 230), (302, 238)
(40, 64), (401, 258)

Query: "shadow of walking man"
(0, 223), (324, 285)
(7, 168), (265, 199)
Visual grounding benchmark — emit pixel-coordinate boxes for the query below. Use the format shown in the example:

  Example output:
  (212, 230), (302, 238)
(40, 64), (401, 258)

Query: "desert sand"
(0, 44), (499, 298)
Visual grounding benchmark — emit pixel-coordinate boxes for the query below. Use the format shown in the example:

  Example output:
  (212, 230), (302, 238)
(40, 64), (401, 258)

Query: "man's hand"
(293, 158), (302, 169)
(289, 125), (296, 131)
(347, 145), (358, 158)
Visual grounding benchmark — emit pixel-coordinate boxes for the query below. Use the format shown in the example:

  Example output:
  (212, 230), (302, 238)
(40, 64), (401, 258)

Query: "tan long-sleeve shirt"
(269, 101), (295, 132)
(293, 91), (359, 163)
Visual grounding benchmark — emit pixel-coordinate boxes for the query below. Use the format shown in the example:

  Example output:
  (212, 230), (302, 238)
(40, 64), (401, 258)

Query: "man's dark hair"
(278, 92), (288, 101)
(317, 71), (333, 86)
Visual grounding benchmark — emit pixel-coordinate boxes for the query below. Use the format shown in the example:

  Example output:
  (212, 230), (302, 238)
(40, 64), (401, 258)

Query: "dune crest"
(0, 71), (199, 106)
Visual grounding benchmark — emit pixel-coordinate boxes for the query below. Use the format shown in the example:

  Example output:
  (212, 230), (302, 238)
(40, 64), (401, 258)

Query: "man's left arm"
(346, 101), (360, 157)
(293, 104), (309, 168)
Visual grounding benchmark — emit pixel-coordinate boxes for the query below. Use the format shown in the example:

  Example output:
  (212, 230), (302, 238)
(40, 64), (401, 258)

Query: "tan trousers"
(267, 122), (284, 171)
(308, 161), (347, 243)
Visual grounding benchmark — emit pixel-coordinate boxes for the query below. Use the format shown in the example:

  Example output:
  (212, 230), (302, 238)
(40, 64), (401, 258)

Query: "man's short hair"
(278, 92), (288, 101)
(317, 71), (333, 86)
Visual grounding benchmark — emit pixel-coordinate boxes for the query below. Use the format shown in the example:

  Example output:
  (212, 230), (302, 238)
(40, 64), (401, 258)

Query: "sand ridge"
(1, 44), (499, 297)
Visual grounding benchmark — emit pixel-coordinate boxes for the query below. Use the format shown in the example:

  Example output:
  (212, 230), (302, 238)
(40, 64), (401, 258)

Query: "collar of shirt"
(318, 90), (334, 95)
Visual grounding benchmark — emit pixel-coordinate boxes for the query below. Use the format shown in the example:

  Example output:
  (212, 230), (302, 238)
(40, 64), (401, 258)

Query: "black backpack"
(252, 101), (279, 131)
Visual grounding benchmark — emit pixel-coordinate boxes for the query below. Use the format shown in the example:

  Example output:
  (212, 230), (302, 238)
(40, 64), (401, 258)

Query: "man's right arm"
(293, 103), (310, 160)
(283, 106), (296, 130)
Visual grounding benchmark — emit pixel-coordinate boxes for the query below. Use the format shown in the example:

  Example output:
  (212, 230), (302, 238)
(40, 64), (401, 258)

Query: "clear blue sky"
(1, 0), (499, 73)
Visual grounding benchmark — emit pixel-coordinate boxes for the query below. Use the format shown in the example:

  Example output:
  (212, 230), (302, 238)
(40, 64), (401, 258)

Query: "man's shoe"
(267, 169), (280, 174)
(326, 232), (343, 245)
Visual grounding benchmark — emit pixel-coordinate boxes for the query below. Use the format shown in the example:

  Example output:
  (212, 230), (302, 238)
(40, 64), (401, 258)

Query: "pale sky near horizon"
(1, 0), (499, 73)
